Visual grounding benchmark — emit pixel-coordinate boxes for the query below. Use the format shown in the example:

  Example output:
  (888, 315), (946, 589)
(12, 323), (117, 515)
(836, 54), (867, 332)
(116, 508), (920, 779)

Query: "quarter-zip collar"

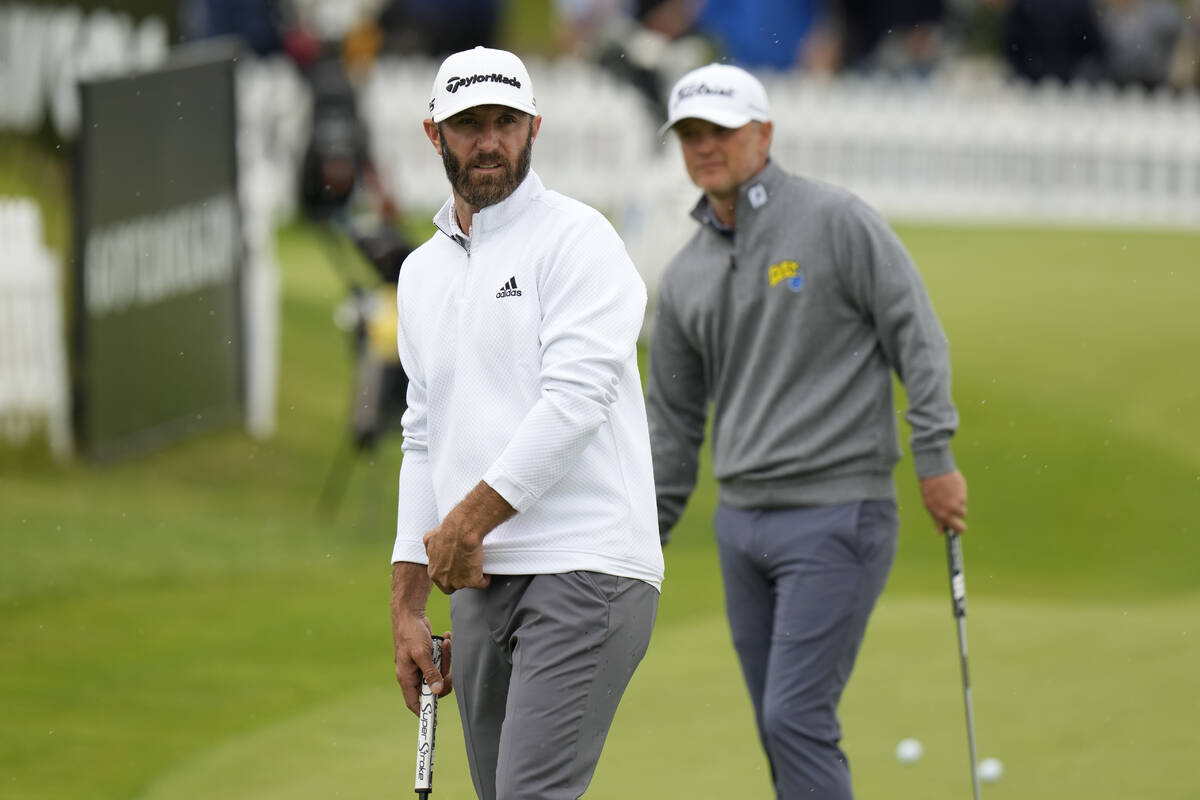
(688, 159), (787, 237)
(433, 170), (546, 251)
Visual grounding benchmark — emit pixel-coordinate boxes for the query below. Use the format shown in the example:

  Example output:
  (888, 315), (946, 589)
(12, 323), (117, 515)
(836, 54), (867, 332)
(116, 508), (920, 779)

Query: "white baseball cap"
(428, 46), (537, 123)
(659, 63), (770, 137)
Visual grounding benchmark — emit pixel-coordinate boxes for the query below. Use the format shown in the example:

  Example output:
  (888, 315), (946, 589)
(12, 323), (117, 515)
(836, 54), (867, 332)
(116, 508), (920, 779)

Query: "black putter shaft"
(946, 531), (982, 800)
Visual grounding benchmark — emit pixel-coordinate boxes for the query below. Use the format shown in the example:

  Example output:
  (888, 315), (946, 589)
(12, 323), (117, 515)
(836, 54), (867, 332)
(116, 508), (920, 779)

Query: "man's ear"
(530, 115), (542, 143)
(423, 119), (442, 155)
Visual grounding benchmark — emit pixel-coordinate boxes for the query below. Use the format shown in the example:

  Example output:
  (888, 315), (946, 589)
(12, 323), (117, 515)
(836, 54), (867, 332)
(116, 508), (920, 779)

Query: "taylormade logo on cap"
(429, 46), (537, 123)
(660, 63), (770, 137)
(444, 73), (522, 94)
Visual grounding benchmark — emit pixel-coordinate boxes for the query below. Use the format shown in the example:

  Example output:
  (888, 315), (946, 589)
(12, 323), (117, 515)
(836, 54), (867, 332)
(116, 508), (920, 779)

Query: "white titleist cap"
(428, 46), (537, 123)
(659, 63), (770, 137)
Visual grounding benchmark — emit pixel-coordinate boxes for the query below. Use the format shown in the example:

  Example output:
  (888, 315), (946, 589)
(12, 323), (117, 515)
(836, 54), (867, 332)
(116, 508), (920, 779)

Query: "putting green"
(133, 594), (1200, 800)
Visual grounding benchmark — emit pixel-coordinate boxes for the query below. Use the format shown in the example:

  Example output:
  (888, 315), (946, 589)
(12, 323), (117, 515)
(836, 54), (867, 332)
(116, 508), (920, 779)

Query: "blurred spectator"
(554, 0), (702, 57)
(378, 0), (502, 56)
(180, 0), (283, 56)
(1098, 0), (1183, 88)
(287, 0), (388, 46)
(1168, 0), (1200, 88)
(1002, 0), (1104, 82)
(555, 0), (629, 53)
(295, 46), (411, 460)
(299, 55), (370, 222)
(299, 54), (401, 243)
(556, 0), (712, 123)
(640, 0), (702, 39)
(182, 0), (385, 71)
(694, 0), (834, 71)
(341, 15), (386, 79)
(954, 0), (1009, 58)
(835, 0), (949, 76)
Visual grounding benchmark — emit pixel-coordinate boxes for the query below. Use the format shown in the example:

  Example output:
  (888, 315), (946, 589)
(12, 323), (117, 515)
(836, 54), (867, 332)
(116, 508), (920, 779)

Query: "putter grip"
(946, 531), (967, 618)
(414, 636), (443, 797)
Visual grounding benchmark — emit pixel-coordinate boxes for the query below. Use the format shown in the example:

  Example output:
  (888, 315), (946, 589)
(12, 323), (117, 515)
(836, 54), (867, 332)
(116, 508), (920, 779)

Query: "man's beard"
(439, 121), (534, 210)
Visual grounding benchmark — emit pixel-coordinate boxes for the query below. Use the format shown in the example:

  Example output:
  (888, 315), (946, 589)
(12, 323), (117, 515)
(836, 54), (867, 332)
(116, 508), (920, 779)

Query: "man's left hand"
(920, 470), (968, 533)
(424, 518), (490, 594)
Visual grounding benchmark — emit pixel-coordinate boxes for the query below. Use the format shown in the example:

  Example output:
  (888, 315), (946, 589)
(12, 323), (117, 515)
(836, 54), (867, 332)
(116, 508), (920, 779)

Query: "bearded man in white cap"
(646, 63), (969, 799)
(388, 46), (663, 800)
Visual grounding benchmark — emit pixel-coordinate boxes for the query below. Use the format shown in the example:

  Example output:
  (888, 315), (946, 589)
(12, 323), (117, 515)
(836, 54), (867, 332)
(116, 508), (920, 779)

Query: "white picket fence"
(760, 70), (1200, 227)
(0, 198), (72, 458)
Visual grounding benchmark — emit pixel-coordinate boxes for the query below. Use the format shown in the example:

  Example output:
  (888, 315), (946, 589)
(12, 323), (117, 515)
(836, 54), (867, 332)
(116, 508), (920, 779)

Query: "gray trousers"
(714, 500), (898, 800)
(449, 571), (658, 800)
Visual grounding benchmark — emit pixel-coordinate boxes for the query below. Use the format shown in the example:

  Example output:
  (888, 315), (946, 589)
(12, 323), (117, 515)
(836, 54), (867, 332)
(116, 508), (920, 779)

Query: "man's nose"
(692, 131), (718, 153)
(475, 121), (501, 149)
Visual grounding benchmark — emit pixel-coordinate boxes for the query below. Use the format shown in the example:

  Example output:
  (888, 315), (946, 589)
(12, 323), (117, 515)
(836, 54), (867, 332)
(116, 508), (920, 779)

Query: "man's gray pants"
(714, 500), (898, 800)
(449, 571), (658, 800)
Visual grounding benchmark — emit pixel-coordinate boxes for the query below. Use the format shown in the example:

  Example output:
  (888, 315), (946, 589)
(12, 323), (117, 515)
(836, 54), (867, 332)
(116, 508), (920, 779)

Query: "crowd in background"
(179, 0), (1200, 94)
(555, 0), (1199, 88)
(172, 0), (1199, 278)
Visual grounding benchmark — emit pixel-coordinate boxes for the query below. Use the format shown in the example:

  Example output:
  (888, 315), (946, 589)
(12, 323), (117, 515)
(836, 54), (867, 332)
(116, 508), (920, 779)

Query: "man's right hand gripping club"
(422, 481), (516, 594)
(391, 562), (454, 714)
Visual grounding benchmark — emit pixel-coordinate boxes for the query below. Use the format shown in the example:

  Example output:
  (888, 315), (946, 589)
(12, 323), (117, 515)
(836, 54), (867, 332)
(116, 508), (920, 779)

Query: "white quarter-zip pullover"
(391, 171), (664, 589)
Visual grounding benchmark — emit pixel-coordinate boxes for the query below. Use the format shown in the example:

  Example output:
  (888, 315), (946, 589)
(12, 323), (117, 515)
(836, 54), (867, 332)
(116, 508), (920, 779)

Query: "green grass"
(123, 595), (1200, 800)
(3, 130), (1200, 799)
(888, 225), (1200, 600)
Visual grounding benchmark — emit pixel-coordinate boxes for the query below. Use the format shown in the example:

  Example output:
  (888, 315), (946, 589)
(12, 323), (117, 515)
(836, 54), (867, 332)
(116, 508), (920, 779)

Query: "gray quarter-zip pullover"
(647, 160), (958, 540)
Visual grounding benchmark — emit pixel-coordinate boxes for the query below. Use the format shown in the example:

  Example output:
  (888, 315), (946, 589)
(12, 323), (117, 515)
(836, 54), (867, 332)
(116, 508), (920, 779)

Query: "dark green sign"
(74, 40), (244, 461)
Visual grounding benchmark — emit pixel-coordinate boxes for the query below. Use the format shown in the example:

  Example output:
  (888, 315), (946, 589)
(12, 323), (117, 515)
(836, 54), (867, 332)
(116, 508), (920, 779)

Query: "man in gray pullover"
(646, 63), (969, 799)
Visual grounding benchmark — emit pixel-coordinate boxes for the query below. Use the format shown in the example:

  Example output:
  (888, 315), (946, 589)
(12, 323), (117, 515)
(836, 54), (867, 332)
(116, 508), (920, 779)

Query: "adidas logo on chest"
(495, 276), (522, 298)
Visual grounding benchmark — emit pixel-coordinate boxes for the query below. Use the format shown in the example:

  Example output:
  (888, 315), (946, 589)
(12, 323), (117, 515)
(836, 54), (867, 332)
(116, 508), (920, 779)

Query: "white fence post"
(0, 198), (72, 458)
(235, 56), (311, 439)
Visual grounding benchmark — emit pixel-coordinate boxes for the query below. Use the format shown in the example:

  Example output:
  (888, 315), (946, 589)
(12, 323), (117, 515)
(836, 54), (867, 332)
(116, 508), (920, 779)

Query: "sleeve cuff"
(482, 469), (536, 514)
(391, 539), (428, 565)
(913, 447), (957, 480)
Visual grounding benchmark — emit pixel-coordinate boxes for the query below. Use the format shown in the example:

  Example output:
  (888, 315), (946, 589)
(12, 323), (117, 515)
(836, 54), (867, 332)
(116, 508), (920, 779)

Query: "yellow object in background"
(365, 284), (399, 363)
(342, 20), (382, 78)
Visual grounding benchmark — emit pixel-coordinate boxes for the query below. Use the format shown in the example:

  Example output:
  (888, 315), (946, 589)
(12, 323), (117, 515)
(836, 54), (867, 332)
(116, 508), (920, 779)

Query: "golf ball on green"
(895, 738), (923, 763)
(979, 757), (1004, 782)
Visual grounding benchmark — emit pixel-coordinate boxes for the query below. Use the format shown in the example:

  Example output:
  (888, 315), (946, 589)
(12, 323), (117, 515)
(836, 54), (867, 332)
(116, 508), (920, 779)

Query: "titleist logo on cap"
(445, 73), (522, 94)
(677, 82), (735, 100)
